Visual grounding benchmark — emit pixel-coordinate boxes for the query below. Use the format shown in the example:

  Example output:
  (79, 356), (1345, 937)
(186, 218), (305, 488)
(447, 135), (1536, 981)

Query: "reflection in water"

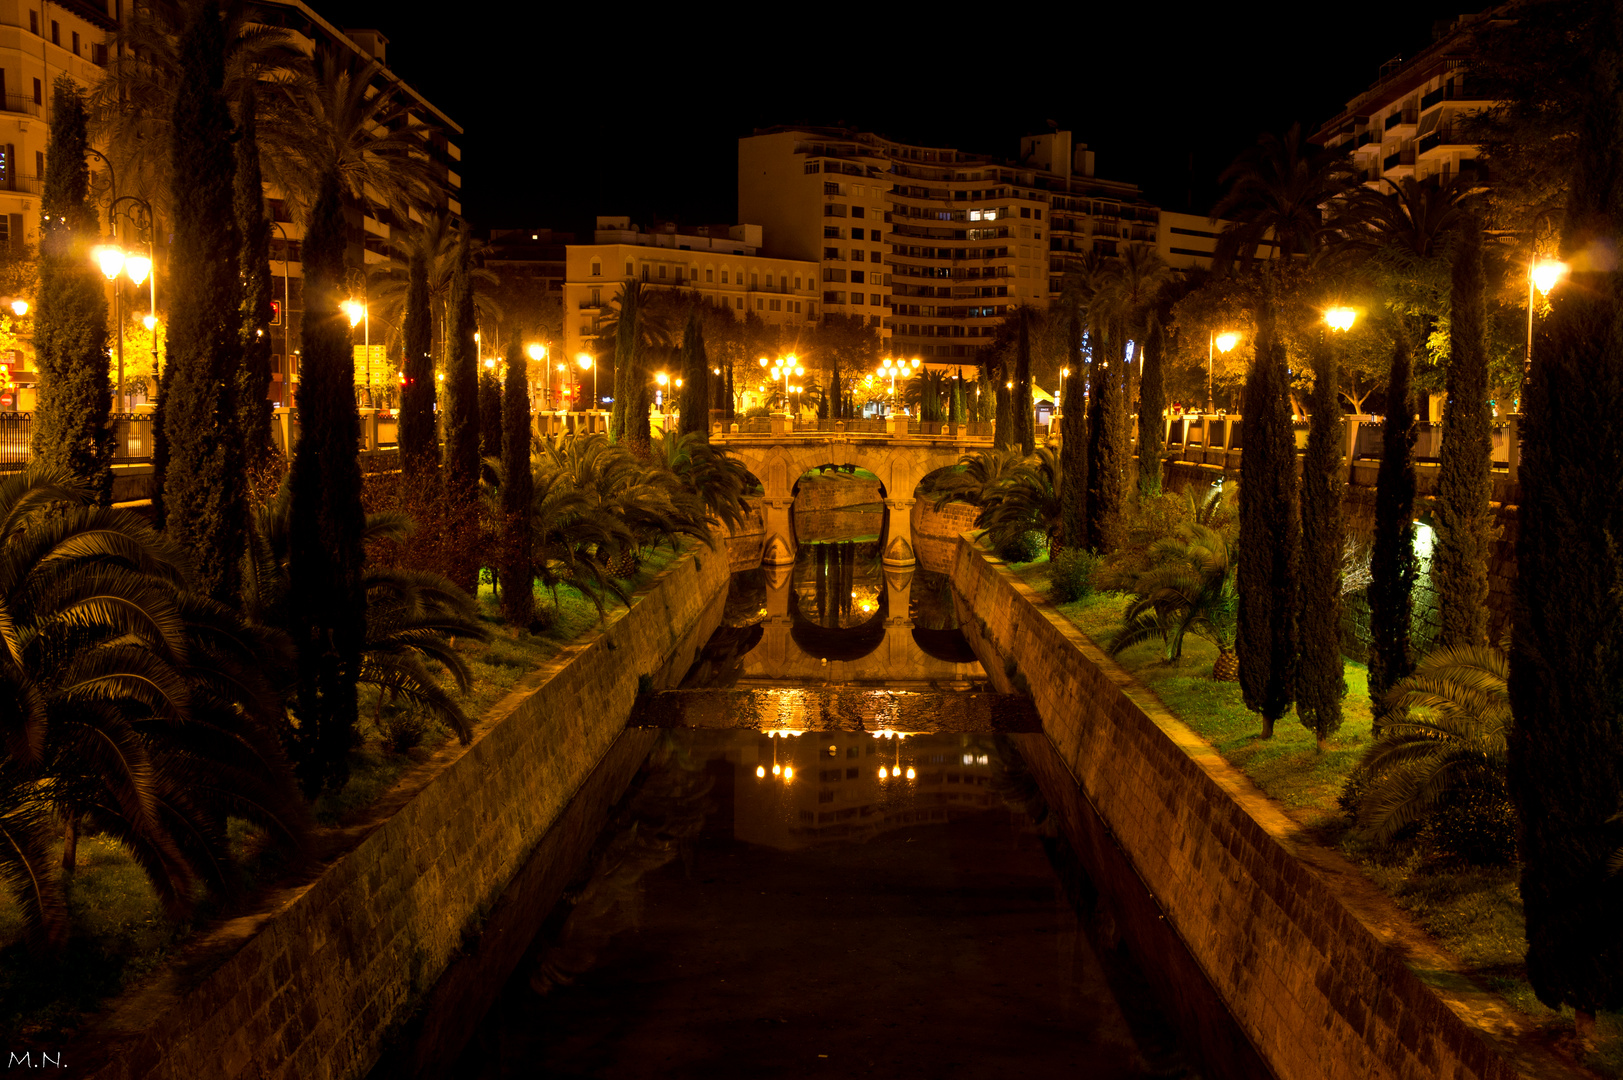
(459, 731), (1166, 1079)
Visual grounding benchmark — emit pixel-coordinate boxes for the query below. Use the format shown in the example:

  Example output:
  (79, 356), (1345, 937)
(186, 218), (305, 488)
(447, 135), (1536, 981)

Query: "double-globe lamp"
(93, 244), (155, 412)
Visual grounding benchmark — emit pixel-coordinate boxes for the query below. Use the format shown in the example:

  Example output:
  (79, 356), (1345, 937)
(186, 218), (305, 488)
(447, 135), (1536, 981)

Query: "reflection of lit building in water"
(733, 732), (998, 851)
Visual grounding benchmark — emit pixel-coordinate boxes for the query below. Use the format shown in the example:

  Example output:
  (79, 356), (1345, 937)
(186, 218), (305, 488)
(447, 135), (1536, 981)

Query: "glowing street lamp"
(577, 353), (596, 411)
(1524, 258), (1568, 394)
(11, 300), (26, 317)
(1207, 331), (1239, 415)
(1324, 307), (1357, 333)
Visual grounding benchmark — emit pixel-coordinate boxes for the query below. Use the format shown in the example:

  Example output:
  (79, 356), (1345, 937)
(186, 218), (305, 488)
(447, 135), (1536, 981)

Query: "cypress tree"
(1086, 319), (1127, 552)
(286, 168), (365, 796)
(678, 308), (709, 437)
(442, 233), (480, 501)
(1137, 316), (1167, 498)
(31, 76), (111, 501)
(1298, 333), (1345, 749)
(500, 325), (534, 626)
(1237, 298), (1299, 738)
(233, 85), (274, 468)
(155, 6), (245, 601)
(398, 252), (436, 477)
(1060, 308), (1089, 551)
(1367, 324), (1418, 733)
(1508, 3), (1623, 1029)
(478, 365), (502, 462)
(1433, 214), (1494, 647)
(610, 281), (637, 441)
(1014, 308), (1034, 455)
(724, 362), (735, 422)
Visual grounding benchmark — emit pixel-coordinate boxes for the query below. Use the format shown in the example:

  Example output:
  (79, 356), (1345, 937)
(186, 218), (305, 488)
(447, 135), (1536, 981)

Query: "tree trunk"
(61, 812), (77, 873)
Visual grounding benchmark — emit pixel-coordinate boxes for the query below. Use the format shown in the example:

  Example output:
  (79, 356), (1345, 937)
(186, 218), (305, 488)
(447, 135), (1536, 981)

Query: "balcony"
(1417, 126), (1470, 157)
(0, 95), (39, 117)
(1383, 148), (1416, 173)
(1384, 109), (1419, 133)
(1421, 80), (1488, 112)
(0, 174), (43, 195)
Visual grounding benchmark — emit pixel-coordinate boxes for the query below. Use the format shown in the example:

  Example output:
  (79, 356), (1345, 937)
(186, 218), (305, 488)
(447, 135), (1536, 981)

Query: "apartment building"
(0, 2), (460, 409)
(1311, 9), (1501, 187)
(562, 216), (820, 369)
(739, 126), (1182, 364)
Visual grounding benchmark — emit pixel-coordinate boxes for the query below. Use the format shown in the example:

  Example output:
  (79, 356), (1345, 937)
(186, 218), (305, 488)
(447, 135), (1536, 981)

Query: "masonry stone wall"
(78, 547), (732, 1080)
(912, 498), (980, 574)
(792, 473), (883, 510)
(950, 538), (1524, 1080)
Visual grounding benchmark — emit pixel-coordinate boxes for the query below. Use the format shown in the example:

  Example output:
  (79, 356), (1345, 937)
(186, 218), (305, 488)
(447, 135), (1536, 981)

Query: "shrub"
(997, 529), (1044, 564)
(1050, 547), (1099, 603)
(1418, 776), (1518, 868)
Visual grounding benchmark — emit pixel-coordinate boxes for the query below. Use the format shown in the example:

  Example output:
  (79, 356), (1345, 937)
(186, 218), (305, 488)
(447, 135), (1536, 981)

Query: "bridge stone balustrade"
(714, 428), (991, 569)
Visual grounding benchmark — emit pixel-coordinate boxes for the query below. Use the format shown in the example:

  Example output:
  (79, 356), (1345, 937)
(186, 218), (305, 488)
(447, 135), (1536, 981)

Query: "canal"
(451, 501), (1207, 1077)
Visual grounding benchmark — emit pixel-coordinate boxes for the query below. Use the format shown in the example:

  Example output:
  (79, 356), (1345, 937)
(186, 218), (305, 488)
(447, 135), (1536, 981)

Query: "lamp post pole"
(269, 220), (291, 402)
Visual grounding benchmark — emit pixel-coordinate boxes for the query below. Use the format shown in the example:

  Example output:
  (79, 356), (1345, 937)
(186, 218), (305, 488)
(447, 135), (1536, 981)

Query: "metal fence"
(0, 412), (157, 471)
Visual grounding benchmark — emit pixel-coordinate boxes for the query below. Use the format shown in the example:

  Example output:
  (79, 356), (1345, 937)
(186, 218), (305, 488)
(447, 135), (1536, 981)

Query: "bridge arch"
(715, 433), (984, 569)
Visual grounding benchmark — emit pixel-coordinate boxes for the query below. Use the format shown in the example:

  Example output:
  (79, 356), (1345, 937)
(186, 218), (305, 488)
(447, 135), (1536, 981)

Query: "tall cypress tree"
(1060, 307), (1089, 551)
(1298, 333), (1345, 749)
(478, 364), (502, 462)
(500, 325), (534, 626)
(1367, 323), (1418, 734)
(1433, 215), (1494, 647)
(1237, 298), (1299, 738)
(398, 252), (436, 477)
(1086, 318), (1127, 552)
(233, 85), (274, 468)
(678, 308), (709, 437)
(1137, 315), (1167, 498)
(610, 281), (637, 441)
(31, 76), (110, 501)
(1014, 308), (1034, 455)
(442, 233), (480, 501)
(156, 5), (245, 601)
(286, 168), (365, 796)
(1508, 2), (1623, 1030)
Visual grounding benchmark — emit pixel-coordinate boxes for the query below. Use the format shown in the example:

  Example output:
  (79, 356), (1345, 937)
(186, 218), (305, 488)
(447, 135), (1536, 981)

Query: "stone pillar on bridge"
(881, 498), (917, 567)
(762, 496), (796, 565)
(882, 566), (913, 628)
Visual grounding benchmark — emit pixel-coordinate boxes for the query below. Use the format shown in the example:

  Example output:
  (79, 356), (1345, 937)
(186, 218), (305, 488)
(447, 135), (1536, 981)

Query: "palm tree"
(650, 431), (757, 537)
(368, 210), (502, 367)
(0, 467), (308, 946)
(87, 0), (305, 224)
(1211, 124), (1359, 276)
(976, 445), (1063, 555)
(927, 446), (1028, 509)
(1109, 520), (1239, 680)
(244, 487), (491, 740)
(275, 49), (444, 224)
(1351, 644), (1509, 844)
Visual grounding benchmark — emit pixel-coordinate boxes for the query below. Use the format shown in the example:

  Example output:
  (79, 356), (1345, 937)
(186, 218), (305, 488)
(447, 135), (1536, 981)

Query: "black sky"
(319, 1), (1475, 233)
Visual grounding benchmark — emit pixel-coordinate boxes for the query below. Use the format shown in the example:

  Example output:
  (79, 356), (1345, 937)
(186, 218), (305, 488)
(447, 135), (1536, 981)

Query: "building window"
(824, 204), (846, 218)
(658, 265), (666, 278)
(756, 298), (764, 310)
(824, 291), (844, 304)
(591, 288), (600, 306)
(706, 267), (713, 282)
(750, 273), (758, 288)
(769, 299), (781, 311)
(1020, 207), (1031, 218)
(870, 315), (881, 327)
(851, 228), (864, 241)
(71, 31), (78, 54)
(794, 277), (801, 289)
(736, 298), (743, 309)
(625, 261), (633, 276)
(803, 161), (820, 174)
(824, 226), (840, 239)
(32, 79), (41, 106)
(765, 273), (773, 287)
(28, 11), (36, 34)
(721, 270), (729, 284)
(641, 264), (648, 281)
(824, 181), (839, 195)
(794, 301), (802, 313)
(50, 20), (58, 44)
(590, 259), (601, 276)
(823, 247), (840, 261)
(850, 205), (865, 219)
(34, 150), (42, 176)
(851, 271), (865, 284)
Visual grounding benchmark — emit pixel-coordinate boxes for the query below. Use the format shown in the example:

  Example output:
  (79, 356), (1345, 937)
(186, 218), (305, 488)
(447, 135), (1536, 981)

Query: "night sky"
(320, 2), (1475, 233)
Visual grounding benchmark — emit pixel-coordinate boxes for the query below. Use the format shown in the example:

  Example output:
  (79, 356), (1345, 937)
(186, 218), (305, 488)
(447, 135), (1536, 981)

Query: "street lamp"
(93, 242), (155, 412)
(343, 298), (371, 405)
(1207, 331), (1239, 415)
(1058, 366), (1070, 412)
(768, 356), (803, 414)
(577, 353), (596, 412)
(1524, 258), (1567, 397)
(1324, 307), (1357, 333)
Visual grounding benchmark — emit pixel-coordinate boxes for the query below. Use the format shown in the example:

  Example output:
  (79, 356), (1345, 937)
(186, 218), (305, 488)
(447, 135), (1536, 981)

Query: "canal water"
(454, 503), (1202, 1078)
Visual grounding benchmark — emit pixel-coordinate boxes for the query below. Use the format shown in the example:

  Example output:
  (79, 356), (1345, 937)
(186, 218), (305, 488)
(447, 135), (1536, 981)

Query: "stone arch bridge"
(713, 429), (992, 568)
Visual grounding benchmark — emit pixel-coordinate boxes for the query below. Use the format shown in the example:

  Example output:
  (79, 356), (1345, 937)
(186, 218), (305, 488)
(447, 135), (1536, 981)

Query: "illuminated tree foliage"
(500, 325), (533, 625)
(155, 7), (246, 602)
(1298, 334), (1345, 748)
(1237, 298), (1298, 738)
(1508, 2), (1623, 1025)
(286, 169), (365, 796)
(1433, 216), (1494, 647)
(442, 233), (480, 500)
(31, 77), (111, 502)
(1367, 324), (1418, 731)
(234, 83), (274, 467)
(478, 364), (502, 462)
(397, 252), (436, 476)
(678, 308), (709, 437)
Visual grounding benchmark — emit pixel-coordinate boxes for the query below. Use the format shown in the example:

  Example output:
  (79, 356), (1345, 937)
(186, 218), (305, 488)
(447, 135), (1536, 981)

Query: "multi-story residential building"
(1311, 9), (1500, 188)
(740, 126), (1210, 365)
(0, 2), (461, 410)
(562, 216), (820, 379)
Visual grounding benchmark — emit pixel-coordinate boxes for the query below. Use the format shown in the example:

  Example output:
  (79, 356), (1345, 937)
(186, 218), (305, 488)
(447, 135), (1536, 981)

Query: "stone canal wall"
(912, 498), (979, 574)
(80, 545), (732, 1080)
(949, 538), (1523, 1080)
